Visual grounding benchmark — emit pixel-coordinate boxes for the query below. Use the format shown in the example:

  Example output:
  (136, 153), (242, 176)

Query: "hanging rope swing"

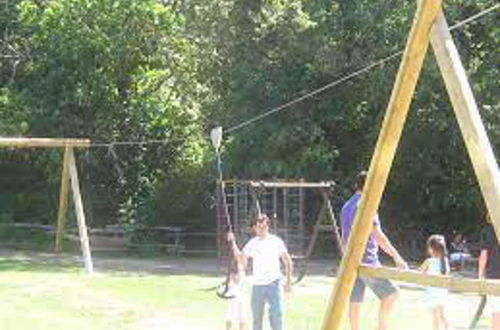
(211, 127), (237, 299)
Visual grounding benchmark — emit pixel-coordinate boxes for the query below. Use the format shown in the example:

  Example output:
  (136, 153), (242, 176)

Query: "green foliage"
(2, 0), (208, 227)
(0, 0), (498, 244)
(199, 0), (499, 237)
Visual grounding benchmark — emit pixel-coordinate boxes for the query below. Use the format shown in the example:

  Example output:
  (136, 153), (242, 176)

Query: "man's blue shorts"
(351, 276), (398, 303)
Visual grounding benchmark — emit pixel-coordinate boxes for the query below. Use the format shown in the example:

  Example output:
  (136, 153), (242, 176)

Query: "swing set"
(214, 179), (343, 284)
(210, 0), (500, 328)
(320, 1), (500, 329)
(210, 128), (343, 294)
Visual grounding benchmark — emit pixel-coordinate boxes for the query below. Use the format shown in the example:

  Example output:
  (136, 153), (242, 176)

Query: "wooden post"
(273, 187), (278, 218)
(299, 186), (305, 251)
(321, 0), (442, 328)
(243, 182), (249, 228)
(304, 203), (326, 258)
(321, 189), (344, 256)
(250, 186), (262, 217)
(283, 188), (289, 242)
(430, 12), (500, 232)
(68, 148), (94, 274)
(233, 181), (239, 236)
(55, 147), (71, 253)
(359, 265), (500, 295)
(0, 138), (90, 148)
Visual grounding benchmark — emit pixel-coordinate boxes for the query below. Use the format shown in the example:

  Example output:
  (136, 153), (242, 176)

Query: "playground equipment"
(215, 179), (343, 283)
(0, 138), (93, 274)
(321, 1), (500, 329)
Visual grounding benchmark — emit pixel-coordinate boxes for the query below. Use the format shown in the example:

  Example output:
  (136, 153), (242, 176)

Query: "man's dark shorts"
(351, 276), (398, 303)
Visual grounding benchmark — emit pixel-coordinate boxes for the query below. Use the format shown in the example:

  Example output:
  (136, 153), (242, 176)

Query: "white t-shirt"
(242, 234), (288, 285)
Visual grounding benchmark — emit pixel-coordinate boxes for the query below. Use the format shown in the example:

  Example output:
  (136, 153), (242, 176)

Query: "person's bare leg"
(378, 293), (398, 330)
(349, 303), (362, 330)
(431, 307), (440, 330)
(239, 322), (247, 330)
(493, 311), (500, 330)
(438, 306), (448, 330)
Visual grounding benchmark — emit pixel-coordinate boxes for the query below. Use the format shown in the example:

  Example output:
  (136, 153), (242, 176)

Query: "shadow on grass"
(0, 250), (341, 282)
(0, 254), (80, 273)
(0, 249), (220, 277)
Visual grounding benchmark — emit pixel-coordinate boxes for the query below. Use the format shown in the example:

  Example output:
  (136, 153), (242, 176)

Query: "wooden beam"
(249, 186), (262, 217)
(321, 1), (442, 329)
(359, 265), (500, 296)
(430, 12), (500, 233)
(55, 147), (71, 253)
(304, 203), (327, 258)
(0, 138), (90, 148)
(68, 148), (94, 274)
(321, 189), (345, 256)
(248, 181), (334, 189)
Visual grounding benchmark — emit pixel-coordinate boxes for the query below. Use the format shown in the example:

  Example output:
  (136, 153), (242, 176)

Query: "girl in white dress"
(225, 262), (249, 330)
(226, 233), (250, 330)
(419, 235), (450, 330)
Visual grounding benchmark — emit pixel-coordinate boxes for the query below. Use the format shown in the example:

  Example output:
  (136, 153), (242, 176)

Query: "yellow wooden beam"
(249, 181), (335, 189)
(68, 148), (94, 274)
(430, 12), (500, 232)
(359, 265), (500, 296)
(55, 147), (71, 253)
(0, 138), (90, 148)
(321, 0), (442, 328)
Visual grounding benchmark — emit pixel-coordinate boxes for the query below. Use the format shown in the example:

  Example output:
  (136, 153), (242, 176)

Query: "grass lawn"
(0, 251), (491, 329)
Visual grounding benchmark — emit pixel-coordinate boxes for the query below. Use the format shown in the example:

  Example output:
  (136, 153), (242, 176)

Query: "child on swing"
(225, 232), (249, 330)
(419, 235), (450, 330)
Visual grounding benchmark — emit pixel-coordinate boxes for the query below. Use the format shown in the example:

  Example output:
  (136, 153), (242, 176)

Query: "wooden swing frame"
(0, 138), (93, 274)
(248, 180), (344, 282)
(322, 0), (500, 328)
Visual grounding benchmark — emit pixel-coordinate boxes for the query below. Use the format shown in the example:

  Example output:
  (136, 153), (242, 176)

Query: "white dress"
(225, 271), (250, 322)
(424, 257), (449, 309)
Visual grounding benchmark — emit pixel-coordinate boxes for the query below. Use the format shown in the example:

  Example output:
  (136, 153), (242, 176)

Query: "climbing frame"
(215, 180), (342, 280)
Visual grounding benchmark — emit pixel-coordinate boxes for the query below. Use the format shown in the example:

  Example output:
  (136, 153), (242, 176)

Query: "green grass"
(0, 253), (491, 330)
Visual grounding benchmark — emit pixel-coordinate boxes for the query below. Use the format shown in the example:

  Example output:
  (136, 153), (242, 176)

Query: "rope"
(224, 4), (499, 134)
(225, 51), (403, 134)
(448, 3), (499, 31)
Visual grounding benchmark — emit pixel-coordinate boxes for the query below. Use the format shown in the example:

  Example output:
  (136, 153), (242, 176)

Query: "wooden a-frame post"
(54, 144), (94, 274)
(321, 0), (500, 328)
(430, 12), (500, 234)
(0, 138), (93, 274)
(55, 147), (71, 254)
(68, 148), (93, 274)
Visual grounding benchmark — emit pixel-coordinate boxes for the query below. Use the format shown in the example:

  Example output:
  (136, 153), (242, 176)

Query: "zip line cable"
(88, 4), (499, 147)
(224, 3), (499, 134)
(225, 51), (403, 134)
(448, 3), (499, 31)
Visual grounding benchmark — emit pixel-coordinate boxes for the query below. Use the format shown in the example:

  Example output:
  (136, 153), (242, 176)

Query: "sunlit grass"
(0, 253), (491, 330)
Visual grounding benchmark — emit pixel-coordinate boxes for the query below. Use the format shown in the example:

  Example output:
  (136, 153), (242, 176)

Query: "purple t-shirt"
(341, 193), (381, 266)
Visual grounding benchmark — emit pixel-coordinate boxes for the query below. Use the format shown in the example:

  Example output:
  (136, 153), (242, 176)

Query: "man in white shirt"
(229, 214), (293, 330)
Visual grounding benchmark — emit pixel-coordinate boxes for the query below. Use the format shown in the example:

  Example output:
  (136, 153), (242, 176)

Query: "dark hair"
(356, 171), (368, 191)
(427, 235), (449, 275)
(249, 214), (269, 227)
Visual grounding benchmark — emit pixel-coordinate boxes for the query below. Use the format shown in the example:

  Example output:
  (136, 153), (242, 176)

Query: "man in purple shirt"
(341, 171), (408, 330)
